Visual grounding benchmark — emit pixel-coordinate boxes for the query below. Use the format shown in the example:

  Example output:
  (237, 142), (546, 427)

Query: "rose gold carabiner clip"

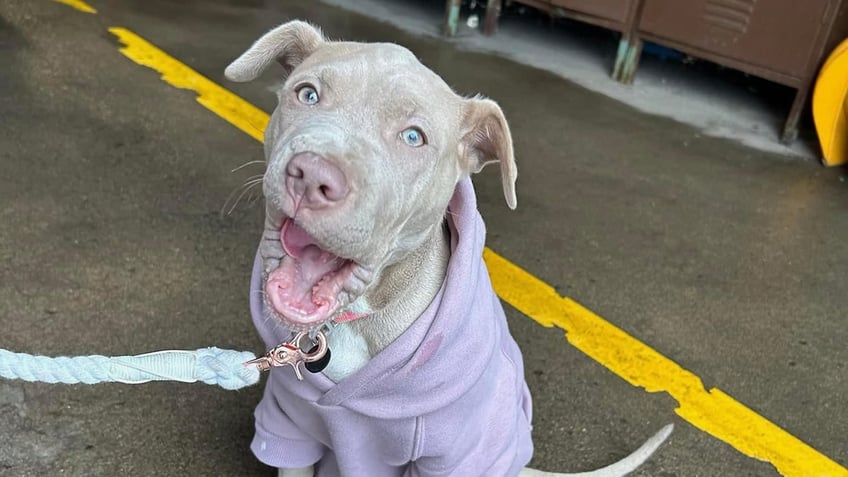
(245, 330), (328, 380)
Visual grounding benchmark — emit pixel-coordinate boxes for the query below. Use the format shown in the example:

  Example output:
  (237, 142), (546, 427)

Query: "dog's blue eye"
(297, 85), (319, 105)
(401, 127), (425, 147)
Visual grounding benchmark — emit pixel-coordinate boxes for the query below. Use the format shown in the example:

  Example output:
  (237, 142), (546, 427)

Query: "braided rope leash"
(0, 348), (261, 390)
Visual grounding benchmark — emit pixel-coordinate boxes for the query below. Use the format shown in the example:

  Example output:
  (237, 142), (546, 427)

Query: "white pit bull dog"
(225, 21), (672, 477)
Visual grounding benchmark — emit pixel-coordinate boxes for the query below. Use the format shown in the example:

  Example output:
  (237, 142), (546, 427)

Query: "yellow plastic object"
(813, 38), (848, 166)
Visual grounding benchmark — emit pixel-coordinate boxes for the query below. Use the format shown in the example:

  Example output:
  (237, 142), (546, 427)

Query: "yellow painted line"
(109, 27), (268, 142)
(107, 27), (848, 477)
(53, 0), (97, 14)
(485, 250), (847, 477)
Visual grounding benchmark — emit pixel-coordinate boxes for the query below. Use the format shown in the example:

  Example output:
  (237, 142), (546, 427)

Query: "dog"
(224, 21), (672, 477)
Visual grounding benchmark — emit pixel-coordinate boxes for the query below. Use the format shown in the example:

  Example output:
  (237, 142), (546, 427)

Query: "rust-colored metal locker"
(448, 0), (848, 144)
(613, 0), (844, 141)
(479, 0), (639, 36)
(618, 0), (848, 141)
(638, 0), (831, 80)
(546, 0), (635, 28)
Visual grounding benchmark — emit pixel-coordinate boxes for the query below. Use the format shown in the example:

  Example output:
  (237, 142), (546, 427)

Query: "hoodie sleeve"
(250, 372), (326, 469)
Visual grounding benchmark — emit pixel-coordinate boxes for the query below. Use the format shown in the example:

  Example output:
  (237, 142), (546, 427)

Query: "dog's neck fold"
(343, 220), (450, 357)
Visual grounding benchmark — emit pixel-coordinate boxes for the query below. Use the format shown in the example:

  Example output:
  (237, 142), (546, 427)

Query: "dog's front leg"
(278, 466), (314, 477)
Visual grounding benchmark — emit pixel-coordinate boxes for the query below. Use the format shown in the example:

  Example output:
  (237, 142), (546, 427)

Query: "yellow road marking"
(53, 0), (97, 14)
(485, 250), (847, 477)
(109, 28), (267, 142)
(107, 27), (848, 477)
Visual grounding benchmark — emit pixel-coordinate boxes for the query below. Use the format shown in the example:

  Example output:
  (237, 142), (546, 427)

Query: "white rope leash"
(0, 347), (261, 390)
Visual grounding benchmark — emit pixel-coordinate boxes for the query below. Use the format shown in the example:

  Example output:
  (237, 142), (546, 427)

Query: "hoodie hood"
(250, 178), (504, 418)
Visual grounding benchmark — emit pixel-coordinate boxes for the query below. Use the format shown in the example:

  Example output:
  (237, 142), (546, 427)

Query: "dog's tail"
(519, 423), (673, 477)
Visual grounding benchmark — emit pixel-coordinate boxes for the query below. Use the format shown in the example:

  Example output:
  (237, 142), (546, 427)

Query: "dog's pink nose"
(285, 153), (349, 209)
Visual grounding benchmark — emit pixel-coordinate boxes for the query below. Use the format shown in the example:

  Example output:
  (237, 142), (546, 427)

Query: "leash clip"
(245, 331), (328, 380)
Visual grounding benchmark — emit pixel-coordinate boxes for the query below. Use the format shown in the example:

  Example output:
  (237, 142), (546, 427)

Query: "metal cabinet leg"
(483, 0), (501, 36)
(612, 36), (643, 84)
(781, 87), (807, 143)
(444, 0), (461, 36)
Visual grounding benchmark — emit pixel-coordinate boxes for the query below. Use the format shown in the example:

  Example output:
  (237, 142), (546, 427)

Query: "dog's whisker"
(246, 191), (263, 206)
(239, 180), (264, 197)
(221, 180), (263, 217)
(241, 181), (264, 194)
(231, 160), (266, 173)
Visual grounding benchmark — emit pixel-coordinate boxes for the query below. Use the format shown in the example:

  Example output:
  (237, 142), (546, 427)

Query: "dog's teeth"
(264, 259), (281, 274)
(262, 229), (281, 240)
(314, 271), (336, 291)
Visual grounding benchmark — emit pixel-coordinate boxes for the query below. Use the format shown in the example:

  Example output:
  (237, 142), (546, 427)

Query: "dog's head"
(226, 21), (516, 330)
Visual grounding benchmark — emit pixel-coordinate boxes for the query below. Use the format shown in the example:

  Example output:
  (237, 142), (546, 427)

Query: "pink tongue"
(281, 220), (316, 259)
(265, 220), (346, 325)
(281, 220), (344, 287)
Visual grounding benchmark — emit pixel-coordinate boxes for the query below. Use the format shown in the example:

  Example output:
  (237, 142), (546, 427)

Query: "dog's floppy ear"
(225, 20), (325, 82)
(459, 96), (518, 209)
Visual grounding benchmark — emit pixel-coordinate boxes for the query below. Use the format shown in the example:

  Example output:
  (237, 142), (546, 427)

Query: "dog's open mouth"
(265, 219), (357, 330)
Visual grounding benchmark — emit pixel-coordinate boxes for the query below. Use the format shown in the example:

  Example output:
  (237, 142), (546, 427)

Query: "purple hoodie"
(249, 179), (534, 476)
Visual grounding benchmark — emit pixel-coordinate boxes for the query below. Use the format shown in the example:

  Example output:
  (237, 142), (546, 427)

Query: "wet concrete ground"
(0, 0), (846, 476)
